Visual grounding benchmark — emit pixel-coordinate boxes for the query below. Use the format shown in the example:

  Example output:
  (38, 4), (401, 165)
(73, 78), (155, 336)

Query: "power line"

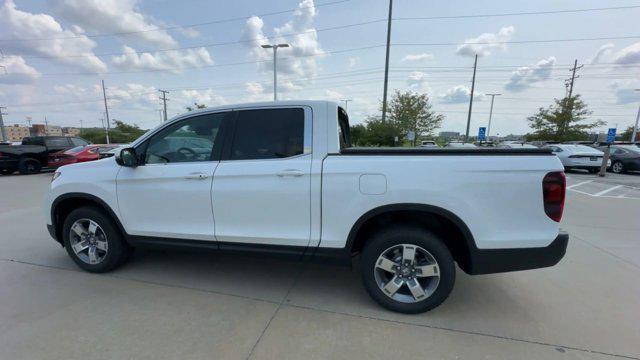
(395, 4), (640, 21)
(0, 0), (351, 42)
(13, 34), (640, 77)
(2, 2), (636, 43)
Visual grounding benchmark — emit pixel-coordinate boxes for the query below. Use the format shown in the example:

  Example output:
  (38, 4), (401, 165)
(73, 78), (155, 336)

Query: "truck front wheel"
(62, 206), (131, 273)
(360, 226), (455, 313)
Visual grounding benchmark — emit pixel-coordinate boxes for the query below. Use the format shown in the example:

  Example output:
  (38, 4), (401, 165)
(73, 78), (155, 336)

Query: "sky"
(1, 0), (640, 136)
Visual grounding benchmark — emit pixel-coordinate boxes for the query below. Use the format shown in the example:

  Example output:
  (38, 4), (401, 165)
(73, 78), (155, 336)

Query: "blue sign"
(607, 128), (616, 143)
(478, 127), (486, 141)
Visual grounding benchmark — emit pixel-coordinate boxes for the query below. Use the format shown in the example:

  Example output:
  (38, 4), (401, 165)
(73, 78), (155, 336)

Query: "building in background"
(31, 124), (63, 136)
(0, 124), (30, 142)
(438, 131), (460, 140)
(62, 127), (81, 136)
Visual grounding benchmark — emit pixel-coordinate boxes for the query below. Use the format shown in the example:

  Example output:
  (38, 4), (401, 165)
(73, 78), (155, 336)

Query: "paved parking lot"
(1, 172), (639, 360)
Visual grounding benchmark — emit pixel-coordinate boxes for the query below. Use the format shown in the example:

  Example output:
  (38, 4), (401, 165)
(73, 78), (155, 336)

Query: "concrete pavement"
(1, 173), (639, 359)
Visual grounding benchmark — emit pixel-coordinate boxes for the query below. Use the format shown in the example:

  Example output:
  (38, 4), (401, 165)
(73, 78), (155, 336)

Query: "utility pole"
(26, 116), (32, 136)
(79, 119), (83, 135)
(261, 44), (290, 101)
(341, 99), (352, 112)
(44, 116), (49, 135)
(0, 106), (7, 142)
(464, 54), (478, 142)
(486, 93), (501, 138)
(101, 80), (111, 144)
(159, 90), (170, 121)
(632, 89), (640, 142)
(561, 59), (583, 137)
(381, 0), (393, 122)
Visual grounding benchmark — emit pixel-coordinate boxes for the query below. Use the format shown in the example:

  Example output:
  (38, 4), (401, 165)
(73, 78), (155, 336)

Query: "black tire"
(62, 206), (131, 273)
(360, 226), (455, 314)
(588, 167), (599, 174)
(564, 166), (572, 172)
(18, 158), (42, 175)
(1, 168), (15, 175)
(611, 161), (625, 174)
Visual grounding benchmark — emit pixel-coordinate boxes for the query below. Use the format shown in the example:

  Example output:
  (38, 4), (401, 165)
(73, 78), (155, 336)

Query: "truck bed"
(340, 147), (553, 156)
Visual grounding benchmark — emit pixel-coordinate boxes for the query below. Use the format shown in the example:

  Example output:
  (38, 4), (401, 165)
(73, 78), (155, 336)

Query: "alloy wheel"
(612, 162), (623, 173)
(373, 244), (440, 303)
(69, 219), (108, 265)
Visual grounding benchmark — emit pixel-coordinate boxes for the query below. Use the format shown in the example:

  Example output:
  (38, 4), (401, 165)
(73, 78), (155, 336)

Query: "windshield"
(65, 145), (87, 154)
(570, 145), (599, 152)
(618, 145), (640, 153)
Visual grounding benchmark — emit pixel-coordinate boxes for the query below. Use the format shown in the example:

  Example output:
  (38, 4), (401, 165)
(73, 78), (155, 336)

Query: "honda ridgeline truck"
(44, 101), (568, 313)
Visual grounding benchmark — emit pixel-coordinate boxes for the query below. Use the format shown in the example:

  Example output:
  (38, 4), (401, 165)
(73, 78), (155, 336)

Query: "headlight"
(51, 171), (61, 182)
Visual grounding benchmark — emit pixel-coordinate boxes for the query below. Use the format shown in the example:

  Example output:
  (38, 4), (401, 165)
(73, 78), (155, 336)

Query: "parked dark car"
(598, 145), (640, 174)
(0, 136), (89, 175)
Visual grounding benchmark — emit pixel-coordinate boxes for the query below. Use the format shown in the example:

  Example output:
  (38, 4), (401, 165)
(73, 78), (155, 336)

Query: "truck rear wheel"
(18, 158), (42, 175)
(360, 226), (455, 313)
(62, 206), (131, 273)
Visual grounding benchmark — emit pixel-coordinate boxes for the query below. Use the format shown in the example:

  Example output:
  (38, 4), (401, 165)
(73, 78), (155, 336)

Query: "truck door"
(212, 107), (312, 247)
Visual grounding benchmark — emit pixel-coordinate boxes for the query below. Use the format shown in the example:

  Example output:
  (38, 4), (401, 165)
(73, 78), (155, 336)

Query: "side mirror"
(116, 148), (138, 167)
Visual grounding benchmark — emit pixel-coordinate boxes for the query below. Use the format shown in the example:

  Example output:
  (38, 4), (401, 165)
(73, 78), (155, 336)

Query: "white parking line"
(593, 185), (623, 196)
(566, 180), (593, 189)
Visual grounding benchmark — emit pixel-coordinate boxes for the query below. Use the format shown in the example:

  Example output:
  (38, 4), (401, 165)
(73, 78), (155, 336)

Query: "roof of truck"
(175, 100), (340, 120)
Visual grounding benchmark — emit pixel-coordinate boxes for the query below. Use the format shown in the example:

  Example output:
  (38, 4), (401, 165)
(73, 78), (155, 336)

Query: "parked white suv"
(44, 101), (568, 313)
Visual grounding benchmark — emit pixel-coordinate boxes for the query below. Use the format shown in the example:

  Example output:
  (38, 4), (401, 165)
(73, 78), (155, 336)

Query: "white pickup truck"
(44, 101), (568, 313)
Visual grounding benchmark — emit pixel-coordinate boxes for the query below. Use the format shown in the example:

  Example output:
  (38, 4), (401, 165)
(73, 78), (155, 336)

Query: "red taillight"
(542, 171), (566, 222)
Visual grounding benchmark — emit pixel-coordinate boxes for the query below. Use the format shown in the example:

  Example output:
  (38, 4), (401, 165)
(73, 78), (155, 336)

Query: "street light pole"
(261, 44), (290, 101)
(381, 0), (393, 123)
(486, 93), (501, 138)
(632, 89), (640, 142)
(341, 99), (352, 112)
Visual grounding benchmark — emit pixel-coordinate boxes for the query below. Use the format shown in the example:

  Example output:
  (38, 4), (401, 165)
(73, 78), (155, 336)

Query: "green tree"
(350, 124), (367, 146)
(361, 116), (403, 147)
(186, 102), (207, 111)
(526, 95), (604, 141)
(621, 125), (639, 142)
(387, 90), (444, 146)
(80, 120), (147, 144)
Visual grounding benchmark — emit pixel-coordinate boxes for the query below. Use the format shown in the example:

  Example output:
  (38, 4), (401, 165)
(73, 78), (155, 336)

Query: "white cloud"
(587, 43), (614, 64)
(504, 56), (556, 91)
(241, 0), (324, 82)
(52, 0), (177, 48)
(610, 80), (640, 104)
(325, 89), (344, 101)
(0, 56), (41, 84)
(440, 85), (484, 103)
(406, 71), (431, 93)
(180, 89), (226, 107)
(106, 83), (158, 109)
(111, 46), (213, 72)
(456, 26), (515, 57)
(611, 42), (640, 64)
(401, 53), (434, 63)
(0, 0), (107, 72)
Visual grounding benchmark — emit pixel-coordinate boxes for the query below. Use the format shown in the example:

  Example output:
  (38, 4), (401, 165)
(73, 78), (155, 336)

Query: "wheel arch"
(51, 193), (127, 245)
(346, 203), (477, 273)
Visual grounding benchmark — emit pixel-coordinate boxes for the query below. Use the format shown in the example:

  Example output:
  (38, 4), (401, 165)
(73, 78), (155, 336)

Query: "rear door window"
(229, 108), (305, 160)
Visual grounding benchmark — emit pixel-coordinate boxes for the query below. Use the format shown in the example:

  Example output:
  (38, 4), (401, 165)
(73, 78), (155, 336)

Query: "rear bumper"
(466, 232), (569, 275)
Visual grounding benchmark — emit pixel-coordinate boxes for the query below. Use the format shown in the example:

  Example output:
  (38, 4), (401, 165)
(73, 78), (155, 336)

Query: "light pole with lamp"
(261, 44), (290, 101)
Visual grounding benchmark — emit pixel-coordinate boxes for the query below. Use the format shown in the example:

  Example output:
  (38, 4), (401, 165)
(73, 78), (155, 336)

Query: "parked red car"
(48, 144), (119, 168)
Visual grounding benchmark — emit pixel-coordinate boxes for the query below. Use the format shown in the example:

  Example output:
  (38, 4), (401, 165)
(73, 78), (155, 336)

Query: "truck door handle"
(184, 173), (210, 180)
(276, 169), (304, 177)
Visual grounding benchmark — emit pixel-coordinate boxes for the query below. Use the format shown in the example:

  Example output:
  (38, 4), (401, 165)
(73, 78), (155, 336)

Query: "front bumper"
(465, 232), (569, 275)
